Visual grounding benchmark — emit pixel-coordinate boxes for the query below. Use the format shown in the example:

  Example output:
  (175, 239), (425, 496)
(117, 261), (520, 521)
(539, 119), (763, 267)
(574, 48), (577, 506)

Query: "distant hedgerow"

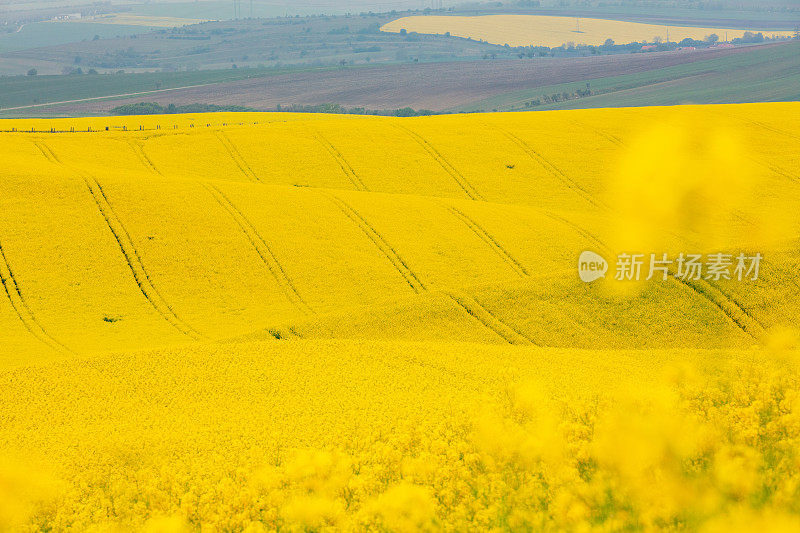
(111, 102), (257, 115)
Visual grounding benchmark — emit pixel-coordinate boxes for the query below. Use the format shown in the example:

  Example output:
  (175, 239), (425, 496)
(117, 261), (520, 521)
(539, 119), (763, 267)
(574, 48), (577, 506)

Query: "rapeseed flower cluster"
(3, 347), (796, 532)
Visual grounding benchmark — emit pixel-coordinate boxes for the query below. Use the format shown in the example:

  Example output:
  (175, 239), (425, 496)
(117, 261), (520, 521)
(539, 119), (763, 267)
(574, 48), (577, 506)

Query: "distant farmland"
(381, 14), (795, 47)
(0, 43), (780, 117)
(455, 41), (800, 112)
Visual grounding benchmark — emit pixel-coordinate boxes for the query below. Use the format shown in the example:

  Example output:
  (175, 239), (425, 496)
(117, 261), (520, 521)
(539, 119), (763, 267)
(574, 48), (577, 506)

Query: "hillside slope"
(1, 103), (798, 365)
(2, 103), (800, 530)
(456, 41), (800, 112)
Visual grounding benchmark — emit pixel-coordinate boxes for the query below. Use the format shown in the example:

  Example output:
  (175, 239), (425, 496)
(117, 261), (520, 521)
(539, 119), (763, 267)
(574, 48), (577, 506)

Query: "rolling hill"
(1, 103), (799, 530)
(2, 104), (798, 362)
(456, 41), (800, 112)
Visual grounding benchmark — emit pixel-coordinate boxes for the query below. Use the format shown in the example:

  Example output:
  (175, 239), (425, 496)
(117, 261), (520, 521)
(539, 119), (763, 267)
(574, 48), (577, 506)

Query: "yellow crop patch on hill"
(1, 103), (799, 530)
(381, 15), (795, 47)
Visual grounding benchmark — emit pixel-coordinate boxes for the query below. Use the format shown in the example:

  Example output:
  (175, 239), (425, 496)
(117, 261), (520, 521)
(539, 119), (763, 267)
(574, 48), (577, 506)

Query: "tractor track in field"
(711, 107), (800, 185)
(711, 108), (800, 144)
(595, 129), (625, 147)
(84, 177), (203, 340)
(445, 205), (528, 277)
(752, 158), (800, 185)
(214, 130), (259, 182)
(672, 275), (765, 340)
(543, 210), (765, 341)
(0, 239), (72, 353)
(540, 210), (607, 252)
(395, 125), (484, 201)
(327, 193), (426, 294)
(703, 277), (768, 330)
(127, 140), (163, 176)
(446, 290), (537, 346)
(32, 141), (61, 164)
(744, 119), (800, 143)
(571, 120), (626, 148)
(312, 131), (369, 192)
(204, 183), (314, 315)
(499, 129), (607, 210)
(32, 140), (202, 339)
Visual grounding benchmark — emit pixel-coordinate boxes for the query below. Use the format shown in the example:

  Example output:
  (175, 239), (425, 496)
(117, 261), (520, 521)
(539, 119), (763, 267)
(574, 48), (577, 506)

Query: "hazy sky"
(0, 1), (462, 20)
(0, 0), (459, 10)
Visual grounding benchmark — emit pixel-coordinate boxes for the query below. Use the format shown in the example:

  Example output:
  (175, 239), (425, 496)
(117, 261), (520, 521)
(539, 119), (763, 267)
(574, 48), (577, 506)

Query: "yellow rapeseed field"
(380, 15), (795, 47)
(1, 103), (799, 531)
